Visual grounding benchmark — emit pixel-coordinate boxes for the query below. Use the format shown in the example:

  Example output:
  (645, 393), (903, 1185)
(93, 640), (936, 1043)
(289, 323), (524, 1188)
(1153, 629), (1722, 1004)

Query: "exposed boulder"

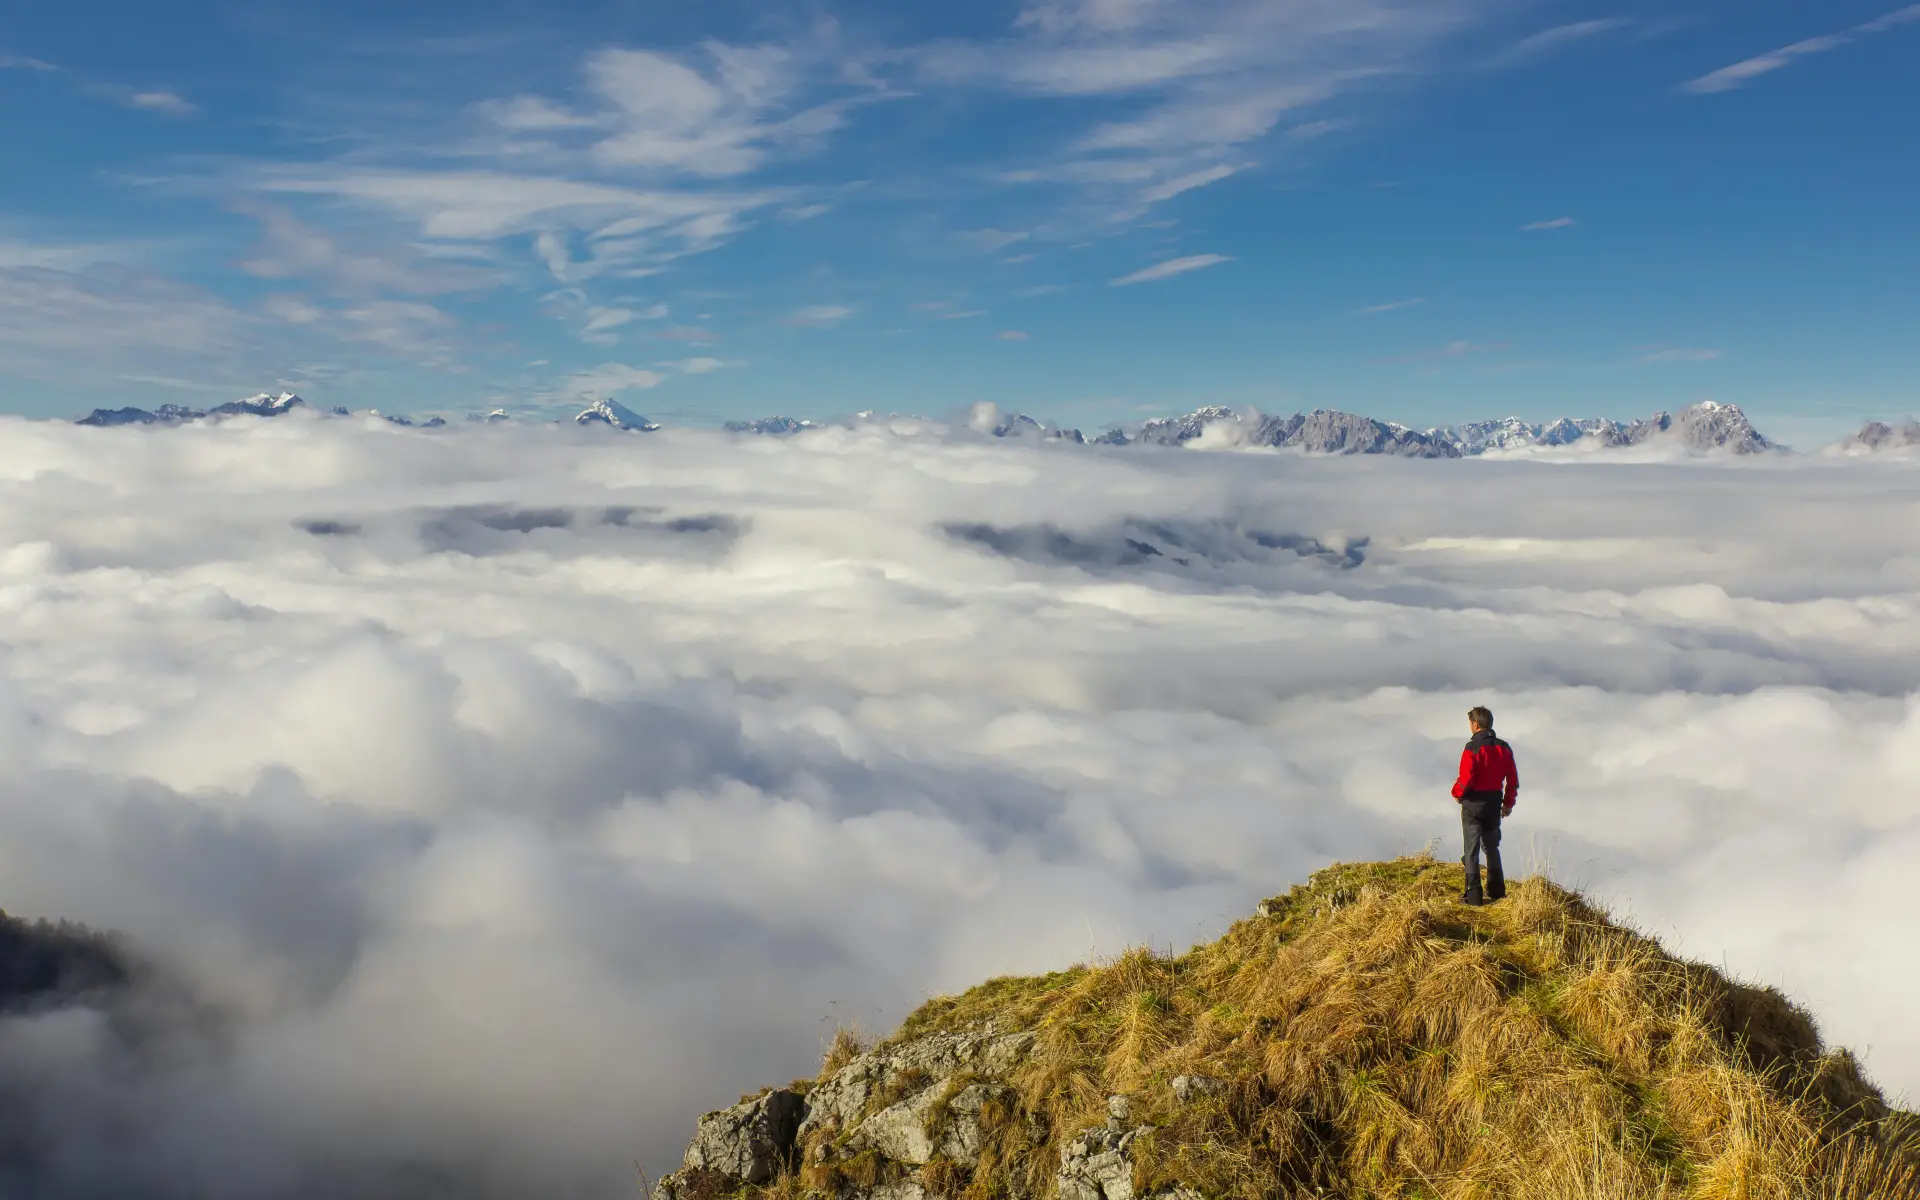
(853, 1081), (1014, 1165)
(1056, 1098), (1146, 1200)
(654, 1088), (806, 1199)
(799, 1028), (1034, 1140)
(1167, 1075), (1223, 1105)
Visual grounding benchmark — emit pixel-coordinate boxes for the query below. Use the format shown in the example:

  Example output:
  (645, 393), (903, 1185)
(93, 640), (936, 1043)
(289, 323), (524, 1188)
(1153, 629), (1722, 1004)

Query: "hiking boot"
(1460, 895), (1486, 907)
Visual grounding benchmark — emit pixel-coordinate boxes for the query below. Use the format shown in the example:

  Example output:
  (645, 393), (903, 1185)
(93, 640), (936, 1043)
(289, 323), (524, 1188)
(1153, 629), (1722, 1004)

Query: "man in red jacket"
(1451, 705), (1519, 906)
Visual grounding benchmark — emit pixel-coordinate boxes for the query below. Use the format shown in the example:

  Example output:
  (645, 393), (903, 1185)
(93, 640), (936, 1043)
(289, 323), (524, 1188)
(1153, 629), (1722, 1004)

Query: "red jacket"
(1452, 730), (1519, 805)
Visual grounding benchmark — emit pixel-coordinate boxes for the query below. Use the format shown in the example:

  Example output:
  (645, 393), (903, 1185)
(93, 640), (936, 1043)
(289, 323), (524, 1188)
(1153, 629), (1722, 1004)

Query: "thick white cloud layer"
(0, 414), (1916, 1197)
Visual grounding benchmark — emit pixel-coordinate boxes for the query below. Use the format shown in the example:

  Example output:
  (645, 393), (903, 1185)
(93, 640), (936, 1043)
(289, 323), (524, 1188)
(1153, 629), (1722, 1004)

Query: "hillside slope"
(652, 856), (1917, 1200)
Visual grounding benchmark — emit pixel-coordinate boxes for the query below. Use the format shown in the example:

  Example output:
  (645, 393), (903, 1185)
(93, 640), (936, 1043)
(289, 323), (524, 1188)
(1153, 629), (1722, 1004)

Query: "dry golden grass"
(787, 856), (1917, 1200)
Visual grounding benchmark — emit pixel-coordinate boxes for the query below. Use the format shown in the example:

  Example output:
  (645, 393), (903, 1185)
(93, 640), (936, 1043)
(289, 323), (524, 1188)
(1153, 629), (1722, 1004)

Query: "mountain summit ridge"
(82, 393), (1920, 458)
(726, 400), (1780, 457)
(650, 856), (1917, 1200)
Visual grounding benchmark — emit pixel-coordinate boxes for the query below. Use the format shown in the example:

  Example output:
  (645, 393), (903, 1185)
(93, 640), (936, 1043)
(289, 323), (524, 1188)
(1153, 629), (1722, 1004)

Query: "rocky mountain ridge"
(733, 400), (1782, 456)
(1836, 418), (1920, 454)
(647, 857), (1918, 1200)
(67, 393), (1920, 458)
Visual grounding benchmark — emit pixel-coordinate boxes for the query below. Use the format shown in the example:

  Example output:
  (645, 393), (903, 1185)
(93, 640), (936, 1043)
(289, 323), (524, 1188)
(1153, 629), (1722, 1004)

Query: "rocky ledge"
(653, 1026), (1210, 1200)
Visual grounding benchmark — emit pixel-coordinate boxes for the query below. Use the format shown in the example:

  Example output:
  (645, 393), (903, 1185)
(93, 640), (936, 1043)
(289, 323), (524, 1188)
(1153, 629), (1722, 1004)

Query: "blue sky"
(2, 0), (1916, 439)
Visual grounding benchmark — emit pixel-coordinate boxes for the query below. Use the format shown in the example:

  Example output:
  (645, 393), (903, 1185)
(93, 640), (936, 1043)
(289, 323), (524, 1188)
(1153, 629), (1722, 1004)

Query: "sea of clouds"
(0, 412), (1916, 1197)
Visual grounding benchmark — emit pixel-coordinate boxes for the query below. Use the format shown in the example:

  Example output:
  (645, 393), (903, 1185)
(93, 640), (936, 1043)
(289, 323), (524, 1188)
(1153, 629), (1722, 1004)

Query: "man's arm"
(1502, 747), (1519, 811)
(1451, 747), (1473, 800)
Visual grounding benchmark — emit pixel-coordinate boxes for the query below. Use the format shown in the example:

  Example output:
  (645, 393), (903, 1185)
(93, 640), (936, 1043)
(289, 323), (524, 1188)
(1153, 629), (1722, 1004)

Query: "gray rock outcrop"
(655, 1028), (1040, 1200)
(798, 1028), (1035, 1141)
(1843, 419), (1920, 453)
(853, 1080), (1014, 1165)
(1168, 1075), (1224, 1105)
(1056, 1096), (1153, 1200)
(653, 1029), (1222, 1200)
(654, 1088), (806, 1199)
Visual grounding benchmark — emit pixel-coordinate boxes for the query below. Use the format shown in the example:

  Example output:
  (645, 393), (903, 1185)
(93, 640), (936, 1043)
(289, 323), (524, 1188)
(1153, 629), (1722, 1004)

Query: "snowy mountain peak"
(76, 391), (308, 426)
(704, 400), (1781, 457)
(211, 392), (306, 418)
(1430, 402), (1773, 456)
(724, 416), (818, 435)
(574, 399), (659, 432)
(1667, 401), (1771, 454)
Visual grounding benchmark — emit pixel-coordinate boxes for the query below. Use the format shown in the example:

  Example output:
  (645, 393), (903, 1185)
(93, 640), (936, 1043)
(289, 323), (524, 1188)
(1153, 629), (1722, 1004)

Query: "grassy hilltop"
(705, 855), (1916, 1200)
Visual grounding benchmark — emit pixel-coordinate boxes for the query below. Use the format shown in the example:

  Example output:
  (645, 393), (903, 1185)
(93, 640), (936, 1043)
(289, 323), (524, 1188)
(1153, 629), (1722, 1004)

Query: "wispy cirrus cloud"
(0, 266), (259, 385)
(1639, 346), (1722, 363)
(1110, 253), (1233, 286)
(665, 356), (742, 374)
(1285, 117), (1350, 140)
(237, 202), (495, 298)
(653, 325), (721, 344)
(1137, 162), (1246, 204)
(563, 362), (666, 397)
(1684, 4), (1920, 94)
(1357, 297), (1426, 315)
(578, 304), (668, 345)
(1487, 19), (1631, 67)
(481, 42), (894, 180)
(197, 36), (876, 337)
(962, 228), (1032, 252)
(250, 168), (777, 257)
(787, 304), (855, 327)
(1385, 338), (1510, 364)
(125, 89), (197, 117)
(2, 51), (197, 117)
(922, 0), (1494, 222)
(1522, 216), (1577, 231)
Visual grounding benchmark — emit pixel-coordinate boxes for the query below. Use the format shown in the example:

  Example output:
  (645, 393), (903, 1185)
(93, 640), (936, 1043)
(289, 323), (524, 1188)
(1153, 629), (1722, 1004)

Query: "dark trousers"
(1459, 793), (1506, 901)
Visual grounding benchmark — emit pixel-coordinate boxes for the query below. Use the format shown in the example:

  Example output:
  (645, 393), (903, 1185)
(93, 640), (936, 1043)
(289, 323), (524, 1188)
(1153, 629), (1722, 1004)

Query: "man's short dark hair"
(1468, 706), (1494, 729)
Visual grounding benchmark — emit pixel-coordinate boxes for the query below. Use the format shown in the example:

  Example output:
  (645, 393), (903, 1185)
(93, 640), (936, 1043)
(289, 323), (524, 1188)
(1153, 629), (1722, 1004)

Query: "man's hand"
(1501, 802), (1514, 817)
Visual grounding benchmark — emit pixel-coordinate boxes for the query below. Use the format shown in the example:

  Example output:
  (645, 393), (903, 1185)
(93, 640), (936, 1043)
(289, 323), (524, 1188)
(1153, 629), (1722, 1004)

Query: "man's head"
(1468, 706), (1494, 732)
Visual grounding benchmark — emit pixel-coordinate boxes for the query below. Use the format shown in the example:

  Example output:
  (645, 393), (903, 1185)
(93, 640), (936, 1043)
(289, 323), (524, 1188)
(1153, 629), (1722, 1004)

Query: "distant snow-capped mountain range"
(68, 394), (1919, 456)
